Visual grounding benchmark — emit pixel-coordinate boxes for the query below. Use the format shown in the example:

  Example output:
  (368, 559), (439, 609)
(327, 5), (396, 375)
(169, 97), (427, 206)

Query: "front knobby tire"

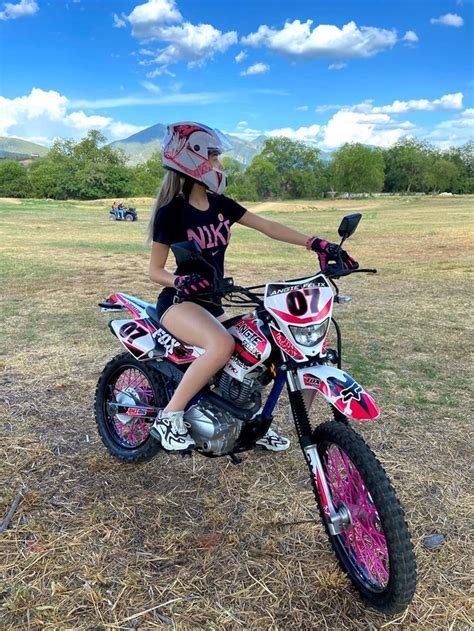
(95, 352), (169, 463)
(312, 421), (416, 614)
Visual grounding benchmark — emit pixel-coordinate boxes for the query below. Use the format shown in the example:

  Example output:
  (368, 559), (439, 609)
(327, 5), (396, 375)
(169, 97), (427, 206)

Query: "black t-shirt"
(153, 193), (247, 280)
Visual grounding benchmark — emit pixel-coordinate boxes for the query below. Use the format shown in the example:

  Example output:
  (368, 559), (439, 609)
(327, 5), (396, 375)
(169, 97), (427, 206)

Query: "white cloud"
(113, 13), (127, 28)
(242, 19), (398, 59)
(147, 23), (237, 68)
(128, 0), (182, 38)
(65, 111), (113, 131)
(0, 88), (145, 144)
(264, 95), (471, 150)
(430, 13), (464, 27)
(368, 92), (463, 114)
(267, 124), (322, 143)
(320, 110), (414, 149)
(426, 109), (474, 147)
(263, 113), (413, 149)
(140, 80), (161, 94)
(240, 62), (269, 76)
(328, 62), (346, 70)
(108, 121), (146, 139)
(127, 0), (237, 71)
(314, 93), (464, 117)
(315, 104), (343, 113)
(0, 88), (67, 127)
(0, 0), (38, 20)
(70, 91), (231, 109)
(227, 125), (263, 140)
(145, 67), (176, 78)
(403, 30), (419, 43)
(235, 51), (247, 63)
(296, 105), (309, 111)
(237, 120), (248, 127)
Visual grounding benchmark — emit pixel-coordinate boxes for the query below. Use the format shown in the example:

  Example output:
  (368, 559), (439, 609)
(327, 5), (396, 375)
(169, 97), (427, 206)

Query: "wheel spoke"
(323, 443), (390, 591)
(106, 367), (157, 448)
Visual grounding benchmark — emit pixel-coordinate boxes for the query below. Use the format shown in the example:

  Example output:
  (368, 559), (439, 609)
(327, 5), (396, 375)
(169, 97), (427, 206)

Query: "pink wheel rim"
(324, 444), (390, 589)
(112, 369), (154, 447)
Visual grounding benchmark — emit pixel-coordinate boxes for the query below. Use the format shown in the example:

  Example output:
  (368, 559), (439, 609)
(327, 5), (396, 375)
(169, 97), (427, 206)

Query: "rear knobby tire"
(95, 352), (169, 463)
(312, 421), (416, 614)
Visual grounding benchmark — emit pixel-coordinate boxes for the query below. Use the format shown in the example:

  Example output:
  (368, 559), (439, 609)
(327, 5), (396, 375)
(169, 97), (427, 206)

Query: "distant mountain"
(0, 130), (332, 167)
(0, 137), (48, 159)
(109, 125), (265, 167)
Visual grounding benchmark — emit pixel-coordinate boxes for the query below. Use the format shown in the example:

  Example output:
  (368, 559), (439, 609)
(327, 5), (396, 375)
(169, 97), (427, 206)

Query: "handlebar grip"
(98, 301), (123, 309)
(323, 267), (377, 278)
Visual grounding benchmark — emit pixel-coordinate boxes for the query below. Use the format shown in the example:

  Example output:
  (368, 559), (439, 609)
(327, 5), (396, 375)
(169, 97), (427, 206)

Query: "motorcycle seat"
(146, 305), (161, 325)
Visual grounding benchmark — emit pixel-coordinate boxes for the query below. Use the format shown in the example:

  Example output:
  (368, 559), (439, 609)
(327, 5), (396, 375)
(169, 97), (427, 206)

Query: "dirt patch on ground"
(0, 197), (22, 204)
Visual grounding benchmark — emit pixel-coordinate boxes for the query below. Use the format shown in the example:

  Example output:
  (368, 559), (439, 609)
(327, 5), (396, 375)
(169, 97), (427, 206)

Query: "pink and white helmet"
(162, 121), (231, 194)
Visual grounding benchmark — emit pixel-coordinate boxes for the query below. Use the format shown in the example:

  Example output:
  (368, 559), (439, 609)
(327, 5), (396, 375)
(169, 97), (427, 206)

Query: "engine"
(216, 367), (267, 409)
(184, 400), (242, 455)
(183, 368), (269, 455)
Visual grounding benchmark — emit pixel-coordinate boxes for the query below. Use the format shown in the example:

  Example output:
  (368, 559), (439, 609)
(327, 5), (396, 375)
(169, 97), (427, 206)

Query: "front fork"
(286, 370), (351, 536)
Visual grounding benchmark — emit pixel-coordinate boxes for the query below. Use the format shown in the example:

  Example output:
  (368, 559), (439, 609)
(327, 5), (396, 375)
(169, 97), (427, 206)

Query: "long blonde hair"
(147, 170), (184, 244)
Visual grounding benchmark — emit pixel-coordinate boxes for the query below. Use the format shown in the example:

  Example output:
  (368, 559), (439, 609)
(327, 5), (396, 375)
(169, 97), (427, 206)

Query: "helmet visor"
(208, 128), (234, 155)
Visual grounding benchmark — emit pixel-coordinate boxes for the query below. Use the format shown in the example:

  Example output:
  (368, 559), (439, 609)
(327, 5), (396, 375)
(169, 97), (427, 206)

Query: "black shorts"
(156, 288), (225, 322)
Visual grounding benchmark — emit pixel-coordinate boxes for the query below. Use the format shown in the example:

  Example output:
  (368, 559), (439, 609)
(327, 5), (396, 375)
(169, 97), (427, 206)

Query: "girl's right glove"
(174, 273), (211, 298)
(308, 237), (359, 271)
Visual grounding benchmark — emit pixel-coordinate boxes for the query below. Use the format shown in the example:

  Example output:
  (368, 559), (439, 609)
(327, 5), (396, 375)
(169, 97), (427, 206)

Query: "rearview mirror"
(338, 213), (362, 239)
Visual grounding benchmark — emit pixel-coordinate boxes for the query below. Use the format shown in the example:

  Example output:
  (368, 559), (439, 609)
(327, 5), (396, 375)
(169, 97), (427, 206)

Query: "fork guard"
(297, 365), (380, 421)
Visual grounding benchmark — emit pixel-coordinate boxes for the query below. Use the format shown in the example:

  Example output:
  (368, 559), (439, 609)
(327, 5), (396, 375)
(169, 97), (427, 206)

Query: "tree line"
(0, 129), (472, 200)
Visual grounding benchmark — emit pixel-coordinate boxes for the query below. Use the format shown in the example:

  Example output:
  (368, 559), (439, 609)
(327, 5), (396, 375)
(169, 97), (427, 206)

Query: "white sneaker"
(255, 428), (291, 452)
(150, 410), (195, 451)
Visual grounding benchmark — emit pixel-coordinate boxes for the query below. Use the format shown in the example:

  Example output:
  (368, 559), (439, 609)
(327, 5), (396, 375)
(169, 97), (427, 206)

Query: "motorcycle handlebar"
(323, 267), (377, 278)
(174, 268), (377, 304)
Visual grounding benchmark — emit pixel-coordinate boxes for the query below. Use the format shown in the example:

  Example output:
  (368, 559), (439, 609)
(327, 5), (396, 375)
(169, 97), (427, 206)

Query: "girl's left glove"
(174, 273), (211, 298)
(308, 237), (359, 271)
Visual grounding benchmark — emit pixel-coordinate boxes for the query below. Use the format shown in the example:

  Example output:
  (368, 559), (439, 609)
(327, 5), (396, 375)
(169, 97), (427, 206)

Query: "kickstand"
(229, 453), (242, 465)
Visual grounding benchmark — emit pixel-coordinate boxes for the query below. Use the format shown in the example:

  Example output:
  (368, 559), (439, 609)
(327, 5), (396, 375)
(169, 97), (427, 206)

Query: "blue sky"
(0, 0), (473, 149)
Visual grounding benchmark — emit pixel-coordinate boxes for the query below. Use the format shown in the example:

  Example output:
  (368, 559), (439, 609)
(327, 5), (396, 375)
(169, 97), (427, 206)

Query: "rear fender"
(110, 319), (157, 360)
(297, 365), (380, 421)
(107, 292), (148, 319)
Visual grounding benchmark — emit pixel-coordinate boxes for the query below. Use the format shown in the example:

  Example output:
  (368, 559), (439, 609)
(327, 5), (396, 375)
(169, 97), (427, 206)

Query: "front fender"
(297, 365), (380, 421)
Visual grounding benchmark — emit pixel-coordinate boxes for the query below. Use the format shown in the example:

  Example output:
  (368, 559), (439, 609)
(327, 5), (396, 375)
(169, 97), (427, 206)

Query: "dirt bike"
(95, 213), (416, 613)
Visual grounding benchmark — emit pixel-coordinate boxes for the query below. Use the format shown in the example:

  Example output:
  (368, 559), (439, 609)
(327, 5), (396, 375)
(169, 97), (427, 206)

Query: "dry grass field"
(1, 195), (473, 630)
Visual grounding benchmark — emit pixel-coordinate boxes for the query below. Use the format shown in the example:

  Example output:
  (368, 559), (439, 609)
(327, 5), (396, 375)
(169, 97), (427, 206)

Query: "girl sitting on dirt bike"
(148, 122), (357, 451)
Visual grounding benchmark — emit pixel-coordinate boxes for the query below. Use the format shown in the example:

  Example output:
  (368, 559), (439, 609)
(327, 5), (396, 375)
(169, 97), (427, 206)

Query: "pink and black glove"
(174, 273), (211, 299)
(307, 237), (359, 271)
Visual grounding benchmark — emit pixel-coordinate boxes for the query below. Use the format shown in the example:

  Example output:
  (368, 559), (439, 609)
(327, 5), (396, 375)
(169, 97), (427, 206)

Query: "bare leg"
(161, 302), (235, 412)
